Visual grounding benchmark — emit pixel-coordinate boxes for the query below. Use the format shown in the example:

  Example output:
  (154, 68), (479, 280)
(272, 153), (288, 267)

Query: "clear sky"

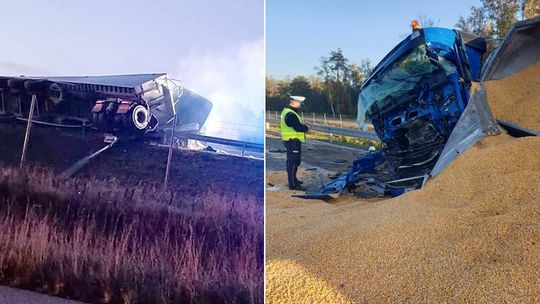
(0, 0), (264, 143)
(267, 0), (481, 79)
(0, 0), (262, 76)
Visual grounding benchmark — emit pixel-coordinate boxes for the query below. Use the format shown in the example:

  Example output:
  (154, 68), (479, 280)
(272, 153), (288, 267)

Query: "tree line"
(267, 0), (539, 116)
(456, 0), (539, 51)
(266, 49), (373, 116)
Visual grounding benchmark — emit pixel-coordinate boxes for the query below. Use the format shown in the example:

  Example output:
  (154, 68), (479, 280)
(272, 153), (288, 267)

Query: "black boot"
(286, 159), (297, 190)
(292, 163), (303, 185)
(290, 185), (305, 191)
(291, 163), (304, 190)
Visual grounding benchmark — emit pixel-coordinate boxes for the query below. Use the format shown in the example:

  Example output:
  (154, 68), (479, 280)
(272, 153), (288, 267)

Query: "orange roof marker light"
(411, 19), (421, 31)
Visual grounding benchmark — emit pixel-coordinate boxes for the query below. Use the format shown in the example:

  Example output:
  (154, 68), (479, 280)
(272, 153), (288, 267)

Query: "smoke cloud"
(175, 39), (264, 143)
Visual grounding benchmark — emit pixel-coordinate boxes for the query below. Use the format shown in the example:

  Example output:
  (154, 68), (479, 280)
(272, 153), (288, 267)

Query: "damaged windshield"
(357, 44), (456, 130)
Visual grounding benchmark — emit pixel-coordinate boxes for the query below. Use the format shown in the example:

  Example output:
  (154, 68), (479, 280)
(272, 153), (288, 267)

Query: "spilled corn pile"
(484, 60), (540, 130)
(266, 134), (540, 303)
(266, 260), (351, 304)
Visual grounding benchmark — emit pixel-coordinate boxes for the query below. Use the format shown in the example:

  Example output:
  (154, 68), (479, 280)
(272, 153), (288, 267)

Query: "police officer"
(280, 96), (309, 190)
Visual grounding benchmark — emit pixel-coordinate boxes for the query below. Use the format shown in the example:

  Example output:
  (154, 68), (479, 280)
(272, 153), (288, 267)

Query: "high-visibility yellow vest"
(280, 108), (305, 142)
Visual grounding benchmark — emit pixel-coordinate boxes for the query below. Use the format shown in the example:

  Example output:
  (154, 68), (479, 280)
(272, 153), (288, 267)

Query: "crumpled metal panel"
(430, 84), (500, 177)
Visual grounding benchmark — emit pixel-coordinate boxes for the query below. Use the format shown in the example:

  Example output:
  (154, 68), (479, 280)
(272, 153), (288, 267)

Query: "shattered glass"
(357, 45), (456, 130)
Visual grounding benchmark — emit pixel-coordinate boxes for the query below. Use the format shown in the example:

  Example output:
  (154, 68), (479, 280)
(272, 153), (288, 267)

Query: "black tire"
(92, 112), (106, 129)
(131, 105), (149, 130)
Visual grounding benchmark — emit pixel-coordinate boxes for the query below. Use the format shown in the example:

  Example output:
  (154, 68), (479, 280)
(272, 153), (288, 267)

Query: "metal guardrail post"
(20, 94), (37, 168)
(324, 113), (327, 125)
(266, 116), (378, 140)
(63, 135), (117, 178)
(163, 115), (178, 190)
(0, 92), (4, 113)
(312, 112), (315, 123)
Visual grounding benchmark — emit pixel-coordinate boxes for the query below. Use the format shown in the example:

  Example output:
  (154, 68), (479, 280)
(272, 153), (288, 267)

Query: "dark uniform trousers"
(283, 138), (302, 188)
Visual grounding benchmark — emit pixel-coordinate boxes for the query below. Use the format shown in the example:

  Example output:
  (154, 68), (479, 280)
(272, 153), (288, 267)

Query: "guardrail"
(179, 133), (263, 152)
(162, 129), (264, 157)
(266, 111), (357, 128)
(266, 117), (379, 141)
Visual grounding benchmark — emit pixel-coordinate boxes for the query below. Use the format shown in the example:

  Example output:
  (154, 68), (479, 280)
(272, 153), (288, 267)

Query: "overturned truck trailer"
(300, 16), (540, 200)
(0, 73), (212, 136)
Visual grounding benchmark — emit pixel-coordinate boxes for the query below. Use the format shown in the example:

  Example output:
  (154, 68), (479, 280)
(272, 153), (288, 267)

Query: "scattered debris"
(268, 149), (287, 153)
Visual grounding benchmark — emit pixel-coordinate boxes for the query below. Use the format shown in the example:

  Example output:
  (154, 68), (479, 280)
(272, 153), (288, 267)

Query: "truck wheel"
(92, 112), (106, 129)
(48, 83), (63, 104)
(132, 105), (149, 130)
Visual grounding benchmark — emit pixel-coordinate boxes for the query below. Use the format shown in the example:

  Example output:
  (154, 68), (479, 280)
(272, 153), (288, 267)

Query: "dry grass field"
(0, 124), (263, 303)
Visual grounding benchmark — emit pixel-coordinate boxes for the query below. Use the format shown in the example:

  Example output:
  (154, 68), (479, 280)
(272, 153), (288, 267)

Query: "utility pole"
(162, 79), (180, 190)
(0, 91), (5, 113)
(163, 115), (177, 190)
(20, 94), (37, 168)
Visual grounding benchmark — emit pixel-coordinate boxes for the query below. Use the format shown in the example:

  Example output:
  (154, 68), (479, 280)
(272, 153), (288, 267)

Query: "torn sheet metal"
(430, 84), (499, 177)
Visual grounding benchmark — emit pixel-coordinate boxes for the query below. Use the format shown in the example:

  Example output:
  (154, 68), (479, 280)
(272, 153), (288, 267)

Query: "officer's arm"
(285, 113), (309, 132)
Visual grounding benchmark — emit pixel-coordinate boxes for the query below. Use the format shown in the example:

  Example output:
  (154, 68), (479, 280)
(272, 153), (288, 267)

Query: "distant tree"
(456, 16), (471, 32)
(521, 0), (540, 18)
(417, 14), (440, 27)
(349, 64), (364, 90)
(482, 0), (519, 37)
(265, 77), (290, 111)
(266, 77), (279, 97)
(306, 76), (331, 113)
(315, 48), (353, 115)
(288, 76), (314, 111)
(267, 53), (372, 116)
(288, 76), (311, 96)
(329, 49), (352, 114)
(456, 1), (517, 38)
(456, 6), (492, 37)
(358, 59), (374, 80)
(315, 56), (335, 116)
(329, 49), (350, 83)
(456, 0), (523, 55)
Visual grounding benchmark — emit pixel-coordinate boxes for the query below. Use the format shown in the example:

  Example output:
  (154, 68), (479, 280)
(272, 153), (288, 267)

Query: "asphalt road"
(266, 133), (367, 172)
(266, 133), (369, 192)
(0, 286), (83, 304)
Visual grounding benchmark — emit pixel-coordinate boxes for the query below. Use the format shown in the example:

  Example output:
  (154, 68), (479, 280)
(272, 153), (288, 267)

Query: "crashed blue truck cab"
(300, 17), (540, 200)
(298, 27), (490, 199)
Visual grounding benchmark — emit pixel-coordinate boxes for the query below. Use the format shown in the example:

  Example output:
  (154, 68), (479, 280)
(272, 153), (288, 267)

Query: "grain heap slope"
(266, 134), (540, 303)
(484, 60), (540, 130)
